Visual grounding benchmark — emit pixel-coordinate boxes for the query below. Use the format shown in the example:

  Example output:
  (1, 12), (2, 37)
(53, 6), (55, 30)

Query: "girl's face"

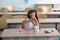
(29, 12), (35, 19)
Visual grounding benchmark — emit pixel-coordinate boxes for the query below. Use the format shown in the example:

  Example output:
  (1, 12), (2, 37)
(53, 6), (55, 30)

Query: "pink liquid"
(19, 29), (23, 32)
(26, 27), (29, 32)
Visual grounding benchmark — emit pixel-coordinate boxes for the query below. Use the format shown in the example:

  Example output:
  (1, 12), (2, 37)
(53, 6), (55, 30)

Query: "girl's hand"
(31, 18), (39, 25)
(31, 19), (37, 25)
(33, 18), (38, 22)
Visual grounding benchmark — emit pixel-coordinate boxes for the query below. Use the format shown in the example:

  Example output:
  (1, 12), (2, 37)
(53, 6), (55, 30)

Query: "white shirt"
(26, 22), (34, 29)
(25, 18), (39, 30)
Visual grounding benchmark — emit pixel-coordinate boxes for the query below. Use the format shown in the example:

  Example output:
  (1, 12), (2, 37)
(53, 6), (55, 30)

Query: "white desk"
(7, 12), (60, 15)
(1, 28), (60, 40)
(7, 18), (60, 23)
(7, 18), (60, 29)
(0, 12), (60, 15)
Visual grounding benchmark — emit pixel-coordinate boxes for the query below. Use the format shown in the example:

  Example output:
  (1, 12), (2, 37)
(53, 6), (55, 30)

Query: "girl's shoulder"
(22, 18), (30, 23)
(26, 18), (29, 20)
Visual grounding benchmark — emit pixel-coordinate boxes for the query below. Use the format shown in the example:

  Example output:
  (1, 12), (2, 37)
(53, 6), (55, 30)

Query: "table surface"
(1, 28), (60, 37)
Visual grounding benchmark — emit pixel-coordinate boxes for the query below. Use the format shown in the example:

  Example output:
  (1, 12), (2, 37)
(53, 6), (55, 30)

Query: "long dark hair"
(27, 10), (39, 22)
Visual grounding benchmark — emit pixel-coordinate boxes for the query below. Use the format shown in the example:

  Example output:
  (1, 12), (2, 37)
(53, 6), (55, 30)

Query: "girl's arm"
(31, 18), (40, 29)
(31, 18), (39, 25)
(22, 19), (32, 29)
(22, 20), (28, 29)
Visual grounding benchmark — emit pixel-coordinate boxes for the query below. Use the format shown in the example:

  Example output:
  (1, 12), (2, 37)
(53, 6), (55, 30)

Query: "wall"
(0, 0), (36, 9)
(36, 0), (60, 4)
(0, 0), (60, 9)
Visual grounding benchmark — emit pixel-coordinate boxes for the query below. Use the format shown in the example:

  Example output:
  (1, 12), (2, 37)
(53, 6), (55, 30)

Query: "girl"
(22, 10), (40, 31)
